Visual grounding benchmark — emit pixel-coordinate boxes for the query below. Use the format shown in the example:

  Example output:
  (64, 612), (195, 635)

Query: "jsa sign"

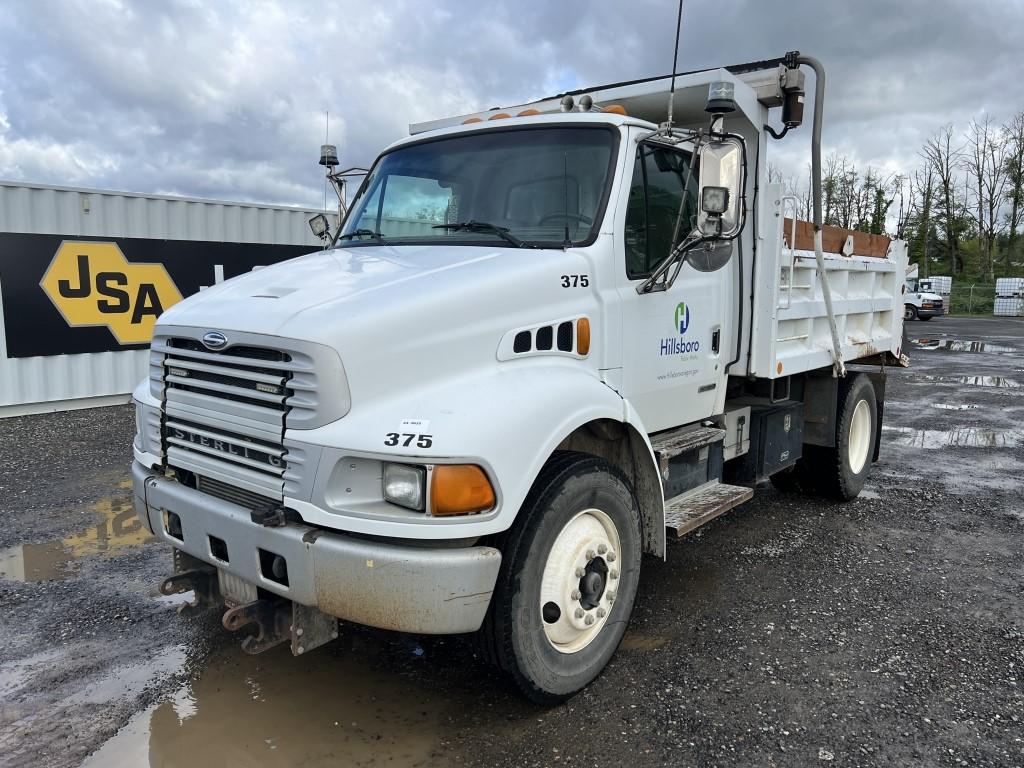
(40, 241), (183, 344)
(0, 233), (315, 358)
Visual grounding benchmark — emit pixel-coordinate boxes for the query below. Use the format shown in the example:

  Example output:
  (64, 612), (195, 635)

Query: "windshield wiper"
(337, 228), (388, 244)
(432, 220), (525, 248)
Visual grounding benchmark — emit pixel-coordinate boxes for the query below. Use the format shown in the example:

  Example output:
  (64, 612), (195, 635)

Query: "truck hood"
(917, 292), (943, 301)
(155, 242), (598, 409)
(158, 245), (507, 336)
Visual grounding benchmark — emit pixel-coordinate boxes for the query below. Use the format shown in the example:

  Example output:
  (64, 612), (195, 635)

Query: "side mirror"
(696, 136), (745, 239)
(309, 213), (331, 241)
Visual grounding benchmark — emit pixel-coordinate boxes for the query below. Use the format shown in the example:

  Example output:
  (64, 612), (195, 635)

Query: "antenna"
(664, 0), (685, 130)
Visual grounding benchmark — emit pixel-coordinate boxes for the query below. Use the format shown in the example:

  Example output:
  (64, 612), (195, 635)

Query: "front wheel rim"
(848, 398), (872, 474)
(539, 508), (621, 654)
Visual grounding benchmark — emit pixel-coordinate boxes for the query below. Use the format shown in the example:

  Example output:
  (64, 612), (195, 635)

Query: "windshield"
(338, 126), (618, 248)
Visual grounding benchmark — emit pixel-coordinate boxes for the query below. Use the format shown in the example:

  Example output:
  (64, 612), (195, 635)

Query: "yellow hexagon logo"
(40, 241), (183, 344)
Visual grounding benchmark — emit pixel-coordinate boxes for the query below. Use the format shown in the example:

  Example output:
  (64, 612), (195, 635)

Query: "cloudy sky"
(2, 0), (1022, 209)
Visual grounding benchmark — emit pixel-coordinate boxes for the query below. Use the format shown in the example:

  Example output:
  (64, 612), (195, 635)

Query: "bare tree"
(964, 115), (1009, 281)
(823, 152), (841, 225)
(1004, 111), (1024, 269)
(921, 125), (964, 274)
(909, 166), (935, 275)
(894, 173), (913, 240)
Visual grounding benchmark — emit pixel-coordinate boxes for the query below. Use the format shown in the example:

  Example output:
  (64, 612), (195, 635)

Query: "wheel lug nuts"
(575, 567), (585, 578)
(607, 552), (617, 562)
(597, 607), (606, 618)
(571, 589), (582, 600)
(607, 590), (616, 602)
(575, 608), (584, 619)
(586, 549), (596, 560)
(598, 544), (607, 555)
(584, 614), (595, 625)
(610, 569), (619, 579)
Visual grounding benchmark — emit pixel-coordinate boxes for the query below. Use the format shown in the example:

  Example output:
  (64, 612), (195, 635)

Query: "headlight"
(382, 463), (426, 511)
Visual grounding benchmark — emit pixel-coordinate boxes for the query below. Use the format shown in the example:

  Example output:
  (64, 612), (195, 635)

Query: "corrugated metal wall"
(0, 181), (324, 416)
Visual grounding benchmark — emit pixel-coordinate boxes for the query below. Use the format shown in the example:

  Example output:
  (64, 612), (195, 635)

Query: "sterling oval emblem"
(201, 331), (228, 350)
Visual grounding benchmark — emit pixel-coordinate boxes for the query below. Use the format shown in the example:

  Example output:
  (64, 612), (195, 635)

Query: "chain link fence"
(948, 284), (996, 315)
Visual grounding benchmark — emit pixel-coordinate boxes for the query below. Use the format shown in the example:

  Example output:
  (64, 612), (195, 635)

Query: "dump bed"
(747, 185), (908, 379)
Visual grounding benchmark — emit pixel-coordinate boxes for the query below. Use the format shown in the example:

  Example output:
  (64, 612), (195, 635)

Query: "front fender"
(285, 364), (650, 540)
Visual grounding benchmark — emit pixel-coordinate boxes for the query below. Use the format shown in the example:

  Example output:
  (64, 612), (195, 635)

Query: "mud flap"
(865, 370), (886, 463)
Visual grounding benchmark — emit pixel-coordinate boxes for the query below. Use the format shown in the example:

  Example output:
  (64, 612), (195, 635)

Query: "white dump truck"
(132, 51), (908, 702)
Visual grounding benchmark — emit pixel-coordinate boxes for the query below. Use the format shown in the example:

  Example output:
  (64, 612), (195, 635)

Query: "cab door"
(614, 139), (729, 433)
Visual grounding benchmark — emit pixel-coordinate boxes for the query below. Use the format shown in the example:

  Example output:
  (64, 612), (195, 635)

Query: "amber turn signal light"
(576, 317), (591, 356)
(430, 465), (495, 516)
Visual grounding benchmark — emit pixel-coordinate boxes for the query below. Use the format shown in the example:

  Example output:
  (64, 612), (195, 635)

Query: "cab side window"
(624, 145), (698, 279)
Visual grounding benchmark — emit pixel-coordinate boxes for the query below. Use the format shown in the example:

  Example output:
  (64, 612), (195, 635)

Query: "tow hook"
(159, 567), (219, 617)
(222, 599), (340, 656)
(222, 598), (293, 654)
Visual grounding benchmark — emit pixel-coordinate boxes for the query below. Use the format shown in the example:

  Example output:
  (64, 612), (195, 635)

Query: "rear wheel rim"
(539, 508), (621, 654)
(848, 398), (872, 474)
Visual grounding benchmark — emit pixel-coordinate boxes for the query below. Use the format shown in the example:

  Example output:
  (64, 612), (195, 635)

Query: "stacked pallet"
(994, 278), (1024, 317)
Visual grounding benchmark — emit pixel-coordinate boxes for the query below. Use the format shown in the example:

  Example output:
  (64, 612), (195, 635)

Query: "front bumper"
(132, 461), (501, 634)
(917, 307), (943, 318)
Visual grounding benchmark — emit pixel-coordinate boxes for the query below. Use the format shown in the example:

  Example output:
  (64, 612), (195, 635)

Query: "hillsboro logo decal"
(40, 241), (182, 344)
(674, 301), (690, 334)
(660, 300), (700, 356)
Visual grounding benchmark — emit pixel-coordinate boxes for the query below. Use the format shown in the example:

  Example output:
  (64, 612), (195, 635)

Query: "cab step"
(649, 425), (726, 478)
(664, 480), (754, 537)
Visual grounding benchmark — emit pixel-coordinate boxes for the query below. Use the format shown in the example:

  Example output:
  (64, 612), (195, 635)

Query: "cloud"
(1, 0), (1021, 206)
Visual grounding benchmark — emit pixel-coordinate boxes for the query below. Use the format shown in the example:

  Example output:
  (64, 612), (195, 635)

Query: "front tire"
(904, 304), (918, 321)
(479, 453), (642, 704)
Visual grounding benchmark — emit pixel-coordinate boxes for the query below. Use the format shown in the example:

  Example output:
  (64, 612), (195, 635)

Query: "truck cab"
(132, 53), (907, 702)
(904, 277), (944, 320)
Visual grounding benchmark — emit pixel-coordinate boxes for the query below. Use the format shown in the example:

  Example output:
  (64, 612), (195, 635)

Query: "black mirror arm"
(636, 230), (705, 294)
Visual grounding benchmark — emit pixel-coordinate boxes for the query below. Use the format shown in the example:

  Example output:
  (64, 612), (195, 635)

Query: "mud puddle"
(912, 338), (1019, 354)
(883, 425), (1023, 449)
(81, 638), (475, 768)
(910, 373), (1021, 389)
(0, 486), (150, 582)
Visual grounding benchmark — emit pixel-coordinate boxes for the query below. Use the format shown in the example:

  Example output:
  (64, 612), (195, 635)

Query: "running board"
(649, 425), (726, 479)
(664, 481), (754, 537)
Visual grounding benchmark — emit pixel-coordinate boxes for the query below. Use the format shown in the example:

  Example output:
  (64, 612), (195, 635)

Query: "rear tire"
(803, 374), (877, 501)
(904, 304), (918, 320)
(478, 452), (642, 704)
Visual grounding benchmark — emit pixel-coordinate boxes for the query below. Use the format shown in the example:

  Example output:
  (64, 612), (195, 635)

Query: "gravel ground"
(0, 315), (1021, 767)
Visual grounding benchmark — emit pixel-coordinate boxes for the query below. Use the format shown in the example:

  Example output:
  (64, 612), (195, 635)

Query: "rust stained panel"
(783, 218), (891, 258)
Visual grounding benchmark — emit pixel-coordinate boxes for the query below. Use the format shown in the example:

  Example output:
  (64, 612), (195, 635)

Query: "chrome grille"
(150, 328), (348, 506)
(153, 336), (304, 500)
